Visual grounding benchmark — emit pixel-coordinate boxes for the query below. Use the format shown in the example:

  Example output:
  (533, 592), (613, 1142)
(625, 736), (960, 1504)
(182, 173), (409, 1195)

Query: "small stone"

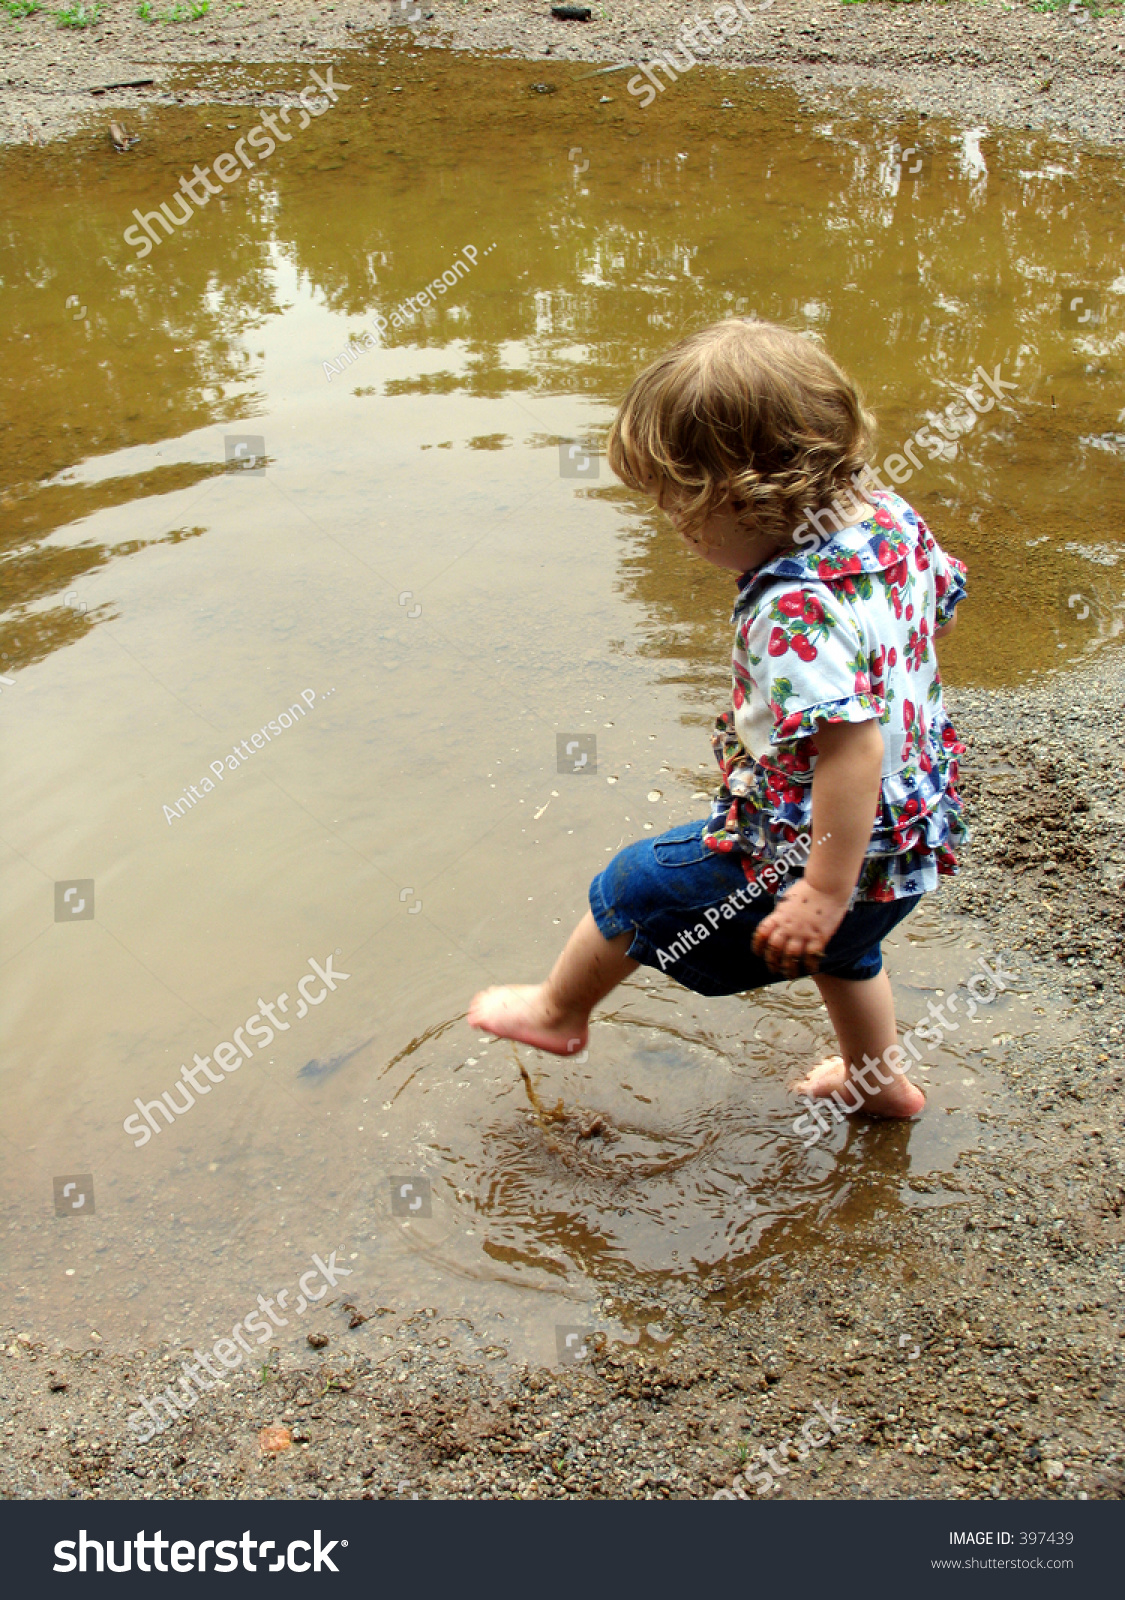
(307, 1332), (329, 1350)
(259, 1425), (292, 1455)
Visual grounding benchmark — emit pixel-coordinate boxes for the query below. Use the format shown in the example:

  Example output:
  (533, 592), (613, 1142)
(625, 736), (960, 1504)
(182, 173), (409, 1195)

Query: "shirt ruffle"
(704, 707), (967, 899)
(935, 552), (968, 629)
(771, 693), (886, 746)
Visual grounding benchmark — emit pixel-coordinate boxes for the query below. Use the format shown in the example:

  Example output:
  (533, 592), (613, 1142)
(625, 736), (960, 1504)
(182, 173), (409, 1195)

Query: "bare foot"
(468, 984), (589, 1057)
(792, 1054), (925, 1119)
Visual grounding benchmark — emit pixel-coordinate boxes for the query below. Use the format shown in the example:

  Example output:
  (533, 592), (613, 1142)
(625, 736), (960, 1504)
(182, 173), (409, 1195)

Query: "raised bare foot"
(792, 1054), (925, 1119)
(467, 984), (589, 1057)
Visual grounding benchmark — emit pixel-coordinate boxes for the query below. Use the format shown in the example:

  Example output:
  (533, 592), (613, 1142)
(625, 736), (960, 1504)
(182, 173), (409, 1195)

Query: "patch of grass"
(137, 0), (208, 17)
(55, 0), (101, 25)
(2, 1), (42, 20)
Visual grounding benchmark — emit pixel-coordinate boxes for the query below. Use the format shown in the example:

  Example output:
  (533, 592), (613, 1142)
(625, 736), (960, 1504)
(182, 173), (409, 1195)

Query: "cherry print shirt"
(703, 490), (968, 901)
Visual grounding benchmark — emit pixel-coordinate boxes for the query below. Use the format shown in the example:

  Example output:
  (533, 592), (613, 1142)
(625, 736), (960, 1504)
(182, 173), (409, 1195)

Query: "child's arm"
(752, 719), (884, 977)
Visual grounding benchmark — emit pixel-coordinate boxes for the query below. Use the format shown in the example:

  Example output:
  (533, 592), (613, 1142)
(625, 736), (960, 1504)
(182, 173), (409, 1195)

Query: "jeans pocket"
(653, 826), (712, 869)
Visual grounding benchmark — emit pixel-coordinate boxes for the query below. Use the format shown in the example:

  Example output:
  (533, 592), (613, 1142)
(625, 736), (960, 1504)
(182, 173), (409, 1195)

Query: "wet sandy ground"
(3, 711), (1124, 1502)
(2, 0), (1125, 149)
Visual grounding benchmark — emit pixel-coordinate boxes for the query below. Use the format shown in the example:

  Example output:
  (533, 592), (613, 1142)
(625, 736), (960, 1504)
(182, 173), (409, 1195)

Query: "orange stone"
(258, 1425), (293, 1455)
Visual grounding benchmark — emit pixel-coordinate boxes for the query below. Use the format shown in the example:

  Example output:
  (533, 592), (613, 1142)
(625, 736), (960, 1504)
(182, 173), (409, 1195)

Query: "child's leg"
(794, 969), (925, 1118)
(468, 912), (638, 1056)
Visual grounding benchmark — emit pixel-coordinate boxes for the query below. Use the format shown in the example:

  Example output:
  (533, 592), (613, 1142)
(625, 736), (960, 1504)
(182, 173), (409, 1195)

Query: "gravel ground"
(3, 0), (1123, 1505)
(3, 644), (1123, 1502)
(1, 0), (1124, 149)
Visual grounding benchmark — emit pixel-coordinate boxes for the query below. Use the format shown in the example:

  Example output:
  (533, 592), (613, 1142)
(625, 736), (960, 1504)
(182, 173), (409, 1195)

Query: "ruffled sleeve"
(742, 583), (883, 751)
(931, 539), (968, 629)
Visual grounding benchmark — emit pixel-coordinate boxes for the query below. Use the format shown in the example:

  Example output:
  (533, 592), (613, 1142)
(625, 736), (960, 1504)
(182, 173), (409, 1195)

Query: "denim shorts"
(589, 821), (922, 998)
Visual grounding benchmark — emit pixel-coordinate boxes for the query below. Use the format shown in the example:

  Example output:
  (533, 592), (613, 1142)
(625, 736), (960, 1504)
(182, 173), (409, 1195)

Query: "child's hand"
(752, 879), (850, 977)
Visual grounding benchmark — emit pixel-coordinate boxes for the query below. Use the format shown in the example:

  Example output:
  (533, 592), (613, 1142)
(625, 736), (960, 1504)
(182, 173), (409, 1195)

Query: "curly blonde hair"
(605, 319), (875, 546)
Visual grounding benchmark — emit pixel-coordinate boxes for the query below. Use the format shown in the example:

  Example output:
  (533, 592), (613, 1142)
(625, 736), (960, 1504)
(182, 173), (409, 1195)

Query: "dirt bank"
(2, 0), (1124, 149)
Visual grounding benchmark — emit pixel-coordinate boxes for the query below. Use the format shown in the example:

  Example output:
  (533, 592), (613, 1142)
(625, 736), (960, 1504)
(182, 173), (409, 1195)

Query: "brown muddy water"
(0, 47), (1115, 1369)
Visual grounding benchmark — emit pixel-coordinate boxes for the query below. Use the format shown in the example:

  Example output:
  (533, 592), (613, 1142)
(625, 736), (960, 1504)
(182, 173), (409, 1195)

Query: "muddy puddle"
(0, 45), (1110, 1369)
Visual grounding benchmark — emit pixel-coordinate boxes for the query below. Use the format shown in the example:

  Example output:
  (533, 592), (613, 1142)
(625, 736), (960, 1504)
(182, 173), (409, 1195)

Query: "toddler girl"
(470, 319), (967, 1121)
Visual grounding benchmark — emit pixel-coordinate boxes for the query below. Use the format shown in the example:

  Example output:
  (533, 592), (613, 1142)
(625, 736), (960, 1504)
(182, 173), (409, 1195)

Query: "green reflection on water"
(2, 45), (1124, 685)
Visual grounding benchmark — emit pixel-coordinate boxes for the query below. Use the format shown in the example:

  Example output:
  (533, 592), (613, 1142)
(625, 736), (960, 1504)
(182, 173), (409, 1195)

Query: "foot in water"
(792, 1054), (926, 1119)
(467, 984), (589, 1057)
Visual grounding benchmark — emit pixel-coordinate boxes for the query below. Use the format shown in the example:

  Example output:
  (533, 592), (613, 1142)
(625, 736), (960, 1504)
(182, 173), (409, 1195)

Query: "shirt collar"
(733, 491), (915, 617)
